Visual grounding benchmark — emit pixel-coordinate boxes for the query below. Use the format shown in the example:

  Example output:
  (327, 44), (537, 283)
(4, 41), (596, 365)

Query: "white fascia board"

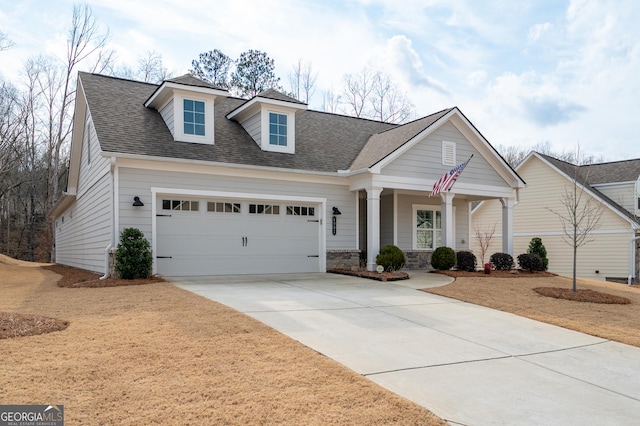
(533, 152), (640, 228)
(110, 154), (348, 185)
(227, 96), (307, 121)
(591, 181), (635, 188)
(48, 193), (76, 218)
(145, 82), (227, 108)
(66, 78), (88, 193)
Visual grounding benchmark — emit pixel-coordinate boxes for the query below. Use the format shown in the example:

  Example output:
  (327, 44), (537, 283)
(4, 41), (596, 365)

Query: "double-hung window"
(184, 99), (205, 136)
(415, 208), (442, 249)
(269, 112), (287, 146)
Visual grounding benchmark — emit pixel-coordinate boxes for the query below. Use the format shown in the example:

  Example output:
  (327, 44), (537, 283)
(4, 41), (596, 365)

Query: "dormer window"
(269, 112), (287, 146)
(184, 99), (205, 136)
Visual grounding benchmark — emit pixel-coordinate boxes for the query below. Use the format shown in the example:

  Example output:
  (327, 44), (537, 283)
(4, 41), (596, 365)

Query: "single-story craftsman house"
(472, 152), (640, 282)
(50, 72), (525, 277)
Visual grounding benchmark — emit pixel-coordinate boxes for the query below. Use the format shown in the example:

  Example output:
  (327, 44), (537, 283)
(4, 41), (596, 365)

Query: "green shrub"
(490, 252), (514, 270)
(115, 227), (152, 279)
(456, 251), (477, 272)
(517, 253), (544, 272)
(431, 247), (456, 270)
(527, 237), (548, 271)
(376, 245), (406, 271)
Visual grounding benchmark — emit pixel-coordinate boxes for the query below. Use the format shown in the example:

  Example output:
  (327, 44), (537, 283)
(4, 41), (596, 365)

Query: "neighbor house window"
(183, 99), (205, 136)
(269, 112), (287, 146)
(415, 209), (441, 249)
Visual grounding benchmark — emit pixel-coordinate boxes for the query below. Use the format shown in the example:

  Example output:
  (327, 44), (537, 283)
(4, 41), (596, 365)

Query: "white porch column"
(366, 187), (383, 271)
(440, 192), (455, 248)
(501, 197), (515, 255)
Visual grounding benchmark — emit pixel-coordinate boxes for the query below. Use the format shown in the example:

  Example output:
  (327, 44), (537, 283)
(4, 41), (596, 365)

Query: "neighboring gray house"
(50, 72), (524, 277)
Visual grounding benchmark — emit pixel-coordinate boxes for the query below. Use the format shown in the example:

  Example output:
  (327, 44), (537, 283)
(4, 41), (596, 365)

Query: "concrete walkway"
(173, 271), (640, 425)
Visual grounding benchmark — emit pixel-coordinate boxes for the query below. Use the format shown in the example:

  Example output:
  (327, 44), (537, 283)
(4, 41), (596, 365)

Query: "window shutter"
(442, 141), (456, 166)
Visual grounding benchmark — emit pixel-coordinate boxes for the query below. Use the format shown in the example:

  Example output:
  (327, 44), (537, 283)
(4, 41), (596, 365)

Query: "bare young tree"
(51, 3), (112, 204)
(288, 59), (317, 103)
(369, 72), (414, 124)
(341, 67), (415, 123)
(547, 148), (603, 291)
(342, 67), (374, 118)
(136, 50), (171, 83)
(321, 88), (341, 114)
(474, 222), (496, 266)
(0, 31), (14, 51)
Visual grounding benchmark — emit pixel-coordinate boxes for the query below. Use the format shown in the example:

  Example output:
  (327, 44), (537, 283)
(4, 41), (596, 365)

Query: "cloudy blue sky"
(1, 0), (638, 161)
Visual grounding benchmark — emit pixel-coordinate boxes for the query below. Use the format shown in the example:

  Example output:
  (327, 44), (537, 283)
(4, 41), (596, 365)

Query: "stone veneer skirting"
(403, 250), (433, 270)
(326, 250), (361, 270)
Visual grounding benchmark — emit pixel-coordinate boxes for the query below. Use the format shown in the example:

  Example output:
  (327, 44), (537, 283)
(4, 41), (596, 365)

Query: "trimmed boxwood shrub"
(490, 252), (514, 270)
(376, 245), (406, 271)
(431, 247), (456, 270)
(517, 253), (544, 272)
(456, 251), (477, 272)
(528, 237), (549, 271)
(115, 227), (152, 279)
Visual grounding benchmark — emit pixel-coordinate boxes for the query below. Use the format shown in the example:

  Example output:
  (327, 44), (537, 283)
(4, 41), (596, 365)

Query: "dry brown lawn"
(0, 256), (445, 425)
(424, 273), (640, 347)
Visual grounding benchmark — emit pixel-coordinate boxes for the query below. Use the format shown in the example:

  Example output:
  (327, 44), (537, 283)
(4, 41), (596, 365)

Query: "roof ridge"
(373, 107), (453, 136)
(78, 71), (160, 87)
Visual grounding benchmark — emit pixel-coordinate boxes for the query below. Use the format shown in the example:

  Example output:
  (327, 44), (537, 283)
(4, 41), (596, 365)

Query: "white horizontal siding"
(55, 172), (111, 273)
(77, 111), (110, 197)
(382, 122), (509, 188)
(117, 167), (357, 250)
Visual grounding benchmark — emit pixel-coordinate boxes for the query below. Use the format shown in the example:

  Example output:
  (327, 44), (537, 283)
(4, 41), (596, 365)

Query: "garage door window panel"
(249, 204), (280, 215)
(286, 205), (315, 216)
(162, 199), (199, 211)
(207, 201), (241, 213)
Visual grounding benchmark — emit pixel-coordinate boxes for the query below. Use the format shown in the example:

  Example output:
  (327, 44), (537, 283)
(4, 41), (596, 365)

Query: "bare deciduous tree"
(340, 67), (415, 123)
(288, 59), (317, 103)
(321, 88), (341, 114)
(547, 148), (603, 291)
(136, 50), (171, 83)
(0, 31), (14, 51)
(474, 222), (496, 266)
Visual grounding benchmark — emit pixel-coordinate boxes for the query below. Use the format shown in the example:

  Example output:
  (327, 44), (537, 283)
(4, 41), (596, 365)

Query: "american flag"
(429, 157), (472, 197)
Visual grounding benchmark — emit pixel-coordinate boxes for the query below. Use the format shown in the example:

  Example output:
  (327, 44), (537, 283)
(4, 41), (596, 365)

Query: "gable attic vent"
(442, 141), (456, 166)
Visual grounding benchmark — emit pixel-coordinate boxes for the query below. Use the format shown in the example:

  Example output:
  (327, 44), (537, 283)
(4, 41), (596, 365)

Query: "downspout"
(100, 157), (117, 280)
(514, 188), (520, 207)
(629, 235), (640, 285)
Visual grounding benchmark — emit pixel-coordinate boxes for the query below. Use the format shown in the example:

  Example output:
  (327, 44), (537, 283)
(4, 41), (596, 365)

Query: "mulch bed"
(329, 268), (409, 281)
(534, 287), (631, 304)
(0, 312), (69, 339)
(437, 269), (557, 278)
(45, 264), (164, 288)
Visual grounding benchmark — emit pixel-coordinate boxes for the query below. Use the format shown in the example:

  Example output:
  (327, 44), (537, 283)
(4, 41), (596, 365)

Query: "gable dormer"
(226, 89), (307, 154)
(144, 74), (228, 145)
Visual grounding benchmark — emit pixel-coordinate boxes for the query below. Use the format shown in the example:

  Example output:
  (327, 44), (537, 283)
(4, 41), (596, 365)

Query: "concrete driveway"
(173, 271), (640, 425)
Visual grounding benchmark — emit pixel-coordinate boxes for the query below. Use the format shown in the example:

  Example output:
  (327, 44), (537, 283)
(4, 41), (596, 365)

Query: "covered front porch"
(355, 186), (517, 271)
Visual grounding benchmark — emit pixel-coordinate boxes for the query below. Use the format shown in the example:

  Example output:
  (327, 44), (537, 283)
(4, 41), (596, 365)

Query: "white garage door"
(155, 197), (321, 276)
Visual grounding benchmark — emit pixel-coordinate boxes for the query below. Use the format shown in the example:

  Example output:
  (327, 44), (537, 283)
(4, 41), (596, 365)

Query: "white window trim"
(260, 106), (295, 154)
(174, 91), (215, 145)
(636, 176), (640, 216)
(412, 204), (455, 250)
(442, 141), (456, 166)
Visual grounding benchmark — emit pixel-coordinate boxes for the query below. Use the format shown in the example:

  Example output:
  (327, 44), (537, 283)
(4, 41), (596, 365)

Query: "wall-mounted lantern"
(132, 196), (144, 207)
(332, 207), (341, 235)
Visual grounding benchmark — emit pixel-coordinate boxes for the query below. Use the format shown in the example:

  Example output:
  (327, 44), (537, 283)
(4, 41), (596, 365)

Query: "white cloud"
(528, 22), (553, 43)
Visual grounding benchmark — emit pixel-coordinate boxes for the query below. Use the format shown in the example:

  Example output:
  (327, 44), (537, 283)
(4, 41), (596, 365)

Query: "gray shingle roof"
(166, 73), (226, 91)
(80, 72), (396, 172)
(350, 108), (452, 170)
(537, 153), (639, 224)
(256, 88), (306, 105)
